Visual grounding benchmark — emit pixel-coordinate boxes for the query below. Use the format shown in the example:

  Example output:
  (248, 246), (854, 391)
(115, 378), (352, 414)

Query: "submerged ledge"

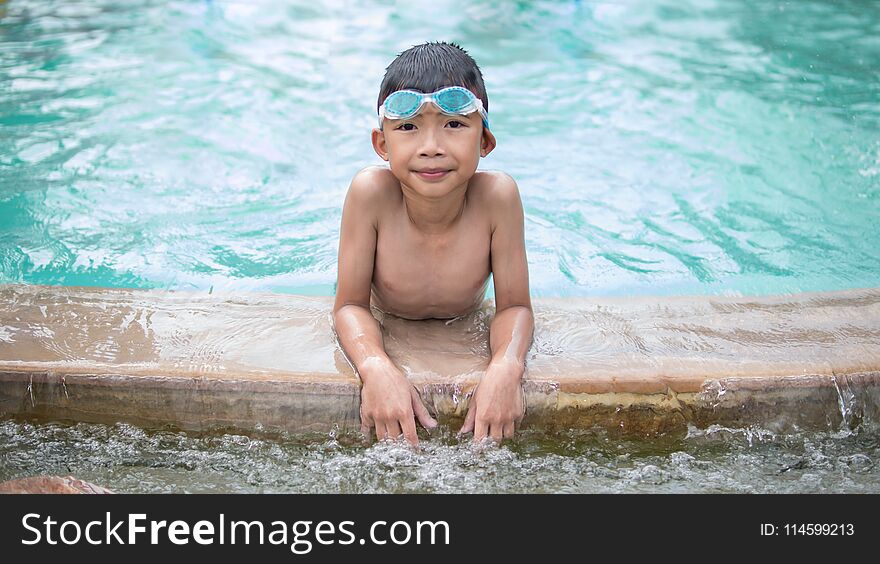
(1, 284), (879, 436)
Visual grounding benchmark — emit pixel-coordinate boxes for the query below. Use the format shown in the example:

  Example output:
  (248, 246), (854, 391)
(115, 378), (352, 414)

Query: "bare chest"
(371, 216), (491, 319)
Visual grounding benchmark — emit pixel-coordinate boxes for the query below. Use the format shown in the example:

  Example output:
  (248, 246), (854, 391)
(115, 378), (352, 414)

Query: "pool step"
(1, 284), (879, 436)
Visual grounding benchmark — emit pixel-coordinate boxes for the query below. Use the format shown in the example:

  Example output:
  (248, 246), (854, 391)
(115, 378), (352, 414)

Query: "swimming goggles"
(378, 86), (490, 130)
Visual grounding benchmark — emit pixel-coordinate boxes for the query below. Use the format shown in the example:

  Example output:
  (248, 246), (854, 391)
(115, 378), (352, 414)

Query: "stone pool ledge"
(1, 284), (879, 436)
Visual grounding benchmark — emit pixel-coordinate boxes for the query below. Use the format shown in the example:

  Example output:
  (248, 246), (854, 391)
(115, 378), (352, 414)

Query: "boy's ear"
(371, 128), (389, 161)
(480, 128), (497, 158)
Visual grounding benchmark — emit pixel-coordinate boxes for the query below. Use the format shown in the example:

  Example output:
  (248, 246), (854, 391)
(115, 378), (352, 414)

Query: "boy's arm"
(332, 169), (436, 446)
(333, 168), (386, 369)
(460, 173), (534, 442)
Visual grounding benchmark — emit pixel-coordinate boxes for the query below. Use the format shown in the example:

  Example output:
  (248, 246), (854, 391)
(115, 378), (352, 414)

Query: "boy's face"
(371, 100), (496, 196)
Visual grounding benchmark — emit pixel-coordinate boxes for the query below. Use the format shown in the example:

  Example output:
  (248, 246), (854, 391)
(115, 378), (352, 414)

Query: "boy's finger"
(458, 399), (477, 435)
(374, 422), (385, 442)
(503, 422), (515, 439)
(458, 386), (480, 435)
(473, 420), (488, 442)
(401, 417), (419, 447)
(416, 410), (438, 431)
(377, 420), (395, 441)
(384, 420), (402, 440)
(490, 424), (503, 444)
(360, 413), (374, 440)
(410, 389), (438, 429)
(459, 409), (475, 435)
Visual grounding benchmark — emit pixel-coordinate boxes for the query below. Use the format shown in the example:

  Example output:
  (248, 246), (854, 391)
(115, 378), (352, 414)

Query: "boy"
(333, 42), (533, 447)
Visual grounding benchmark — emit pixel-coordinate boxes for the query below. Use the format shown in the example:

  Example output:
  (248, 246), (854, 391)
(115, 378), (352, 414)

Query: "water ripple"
(1, 0), (879, 297)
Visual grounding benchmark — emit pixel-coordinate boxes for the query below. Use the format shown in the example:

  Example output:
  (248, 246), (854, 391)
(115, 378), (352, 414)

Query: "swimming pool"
(2, 1), (879, 494)
(1, 0), (878, 297)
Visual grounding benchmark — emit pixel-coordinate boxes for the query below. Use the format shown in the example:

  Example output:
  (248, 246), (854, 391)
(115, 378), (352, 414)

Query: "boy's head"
(377, 41), (489, 118)
(372, 42), (497, 191)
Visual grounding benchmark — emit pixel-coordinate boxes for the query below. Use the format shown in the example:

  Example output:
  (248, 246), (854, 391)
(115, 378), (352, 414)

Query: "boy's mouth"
(415, 168), (450, 180)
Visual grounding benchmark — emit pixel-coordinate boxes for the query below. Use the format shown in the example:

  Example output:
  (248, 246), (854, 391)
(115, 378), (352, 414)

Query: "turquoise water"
(1, 0), (879, 297)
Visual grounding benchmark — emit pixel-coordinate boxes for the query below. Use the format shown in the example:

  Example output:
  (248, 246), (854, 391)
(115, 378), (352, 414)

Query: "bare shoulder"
(344, 166), (400, 225)
(348, 166), (399, 201)
(469, 171), (523, 231)
(470, 170), (521, 205)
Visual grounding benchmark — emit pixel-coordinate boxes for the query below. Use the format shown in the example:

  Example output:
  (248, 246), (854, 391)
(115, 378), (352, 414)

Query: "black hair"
(377, 41), (489, 113)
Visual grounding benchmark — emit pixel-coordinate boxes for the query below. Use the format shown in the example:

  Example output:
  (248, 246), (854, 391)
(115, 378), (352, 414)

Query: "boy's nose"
(417, 128), (445, 157)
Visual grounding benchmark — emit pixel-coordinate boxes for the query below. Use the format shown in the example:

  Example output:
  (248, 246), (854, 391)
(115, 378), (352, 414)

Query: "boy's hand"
(459, 358), (525, 443)
(358, 357), (437, 447)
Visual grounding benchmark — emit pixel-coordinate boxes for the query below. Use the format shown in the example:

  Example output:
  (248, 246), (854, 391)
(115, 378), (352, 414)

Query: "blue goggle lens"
(435, 88), (473, 113)
(385, 91), (422, 116)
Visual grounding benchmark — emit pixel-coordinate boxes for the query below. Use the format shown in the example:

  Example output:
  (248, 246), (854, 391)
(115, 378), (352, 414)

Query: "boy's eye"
(447, 120), (465, 128)
(397, 123), (416, 131)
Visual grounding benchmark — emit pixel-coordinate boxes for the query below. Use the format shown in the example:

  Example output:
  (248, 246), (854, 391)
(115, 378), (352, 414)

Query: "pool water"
(1, 0), (879, 297)
(2, 1), (879, 494)
(1, 419), (878, 493)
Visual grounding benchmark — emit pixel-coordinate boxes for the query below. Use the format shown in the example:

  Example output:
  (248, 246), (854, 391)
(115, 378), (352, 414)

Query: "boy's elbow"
(332, 302), (351, 319)
(331, 300), (350, 320)
(496, 303), (533, 316)
(332, 300), (370, 318)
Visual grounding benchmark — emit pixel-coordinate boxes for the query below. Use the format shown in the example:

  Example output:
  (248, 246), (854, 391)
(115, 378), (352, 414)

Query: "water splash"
(831, 373), (863, 431)
(2, 420), (878, 494)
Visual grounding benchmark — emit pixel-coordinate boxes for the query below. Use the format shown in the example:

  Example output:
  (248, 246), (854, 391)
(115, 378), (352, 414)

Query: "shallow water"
(1, 0), (879, 297)
(1, 419), (878, 493)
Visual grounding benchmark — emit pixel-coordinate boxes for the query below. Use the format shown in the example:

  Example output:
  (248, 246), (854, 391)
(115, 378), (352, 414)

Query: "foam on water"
(1, 420), (877, 493)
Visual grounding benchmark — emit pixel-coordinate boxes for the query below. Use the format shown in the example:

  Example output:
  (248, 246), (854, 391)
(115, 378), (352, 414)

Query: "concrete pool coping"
(1, 284), (879, 436)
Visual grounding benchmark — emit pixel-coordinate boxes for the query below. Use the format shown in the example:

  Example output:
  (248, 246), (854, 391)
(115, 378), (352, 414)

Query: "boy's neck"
(399, 180), (469, 234)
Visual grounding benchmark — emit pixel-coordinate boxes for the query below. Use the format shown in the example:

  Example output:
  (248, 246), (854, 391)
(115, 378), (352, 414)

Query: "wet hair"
(377, 41), (489, 113)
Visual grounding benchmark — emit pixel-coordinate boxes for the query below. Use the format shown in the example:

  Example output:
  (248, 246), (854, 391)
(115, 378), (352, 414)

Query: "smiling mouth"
(416, 169), (450, 180)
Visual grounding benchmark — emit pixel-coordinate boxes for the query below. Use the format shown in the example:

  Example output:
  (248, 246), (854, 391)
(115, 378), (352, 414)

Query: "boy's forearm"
(332, 304), (394, 378)
(488, 305), (535, 372)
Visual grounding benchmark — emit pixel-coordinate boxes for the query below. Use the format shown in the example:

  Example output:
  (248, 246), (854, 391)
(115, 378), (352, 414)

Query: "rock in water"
(0, 475), (113, 494)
